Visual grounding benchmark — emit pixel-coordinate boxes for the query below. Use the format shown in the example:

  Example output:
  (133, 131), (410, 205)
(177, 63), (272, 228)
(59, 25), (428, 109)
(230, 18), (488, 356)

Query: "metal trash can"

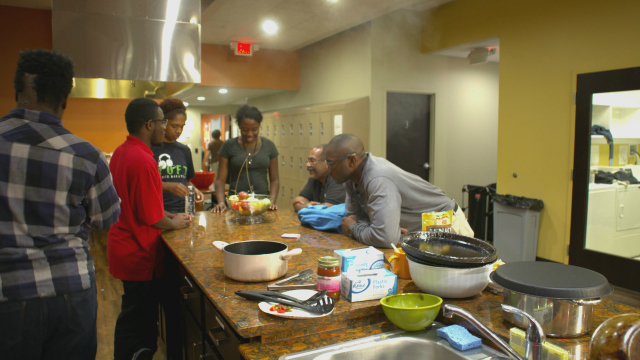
(492, 195), (544, 263)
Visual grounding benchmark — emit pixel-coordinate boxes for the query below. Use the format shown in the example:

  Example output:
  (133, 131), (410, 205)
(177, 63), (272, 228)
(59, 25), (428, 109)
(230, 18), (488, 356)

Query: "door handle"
(619, 204), (624, 218)
(423, 163), (430, 169)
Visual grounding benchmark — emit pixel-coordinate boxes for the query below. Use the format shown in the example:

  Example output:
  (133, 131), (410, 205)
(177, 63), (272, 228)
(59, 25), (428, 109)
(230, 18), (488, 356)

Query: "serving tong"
(236, 290), (333, 314)
(273, 269), (314, 285)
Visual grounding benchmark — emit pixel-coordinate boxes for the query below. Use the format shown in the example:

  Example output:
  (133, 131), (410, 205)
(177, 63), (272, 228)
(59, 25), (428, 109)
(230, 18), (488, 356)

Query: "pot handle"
(562, 298), (601, 306)
(212, 241), (228, 251)
(280, 248), (302, 260)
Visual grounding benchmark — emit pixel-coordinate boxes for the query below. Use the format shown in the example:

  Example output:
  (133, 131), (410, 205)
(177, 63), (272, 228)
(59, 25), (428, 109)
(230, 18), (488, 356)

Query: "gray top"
(219, 137), (279, 195)
(299, 173), (346, 204)
(346, 154), (455, 248)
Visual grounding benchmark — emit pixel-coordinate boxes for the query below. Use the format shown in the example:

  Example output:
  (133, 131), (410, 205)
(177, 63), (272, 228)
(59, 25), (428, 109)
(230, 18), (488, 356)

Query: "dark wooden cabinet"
(174, 260), (246, 360)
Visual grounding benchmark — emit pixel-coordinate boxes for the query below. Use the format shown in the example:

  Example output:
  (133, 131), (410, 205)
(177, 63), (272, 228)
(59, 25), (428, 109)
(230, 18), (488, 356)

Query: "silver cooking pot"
(501, 289), (601, 337)
(491, 261), (612, 338)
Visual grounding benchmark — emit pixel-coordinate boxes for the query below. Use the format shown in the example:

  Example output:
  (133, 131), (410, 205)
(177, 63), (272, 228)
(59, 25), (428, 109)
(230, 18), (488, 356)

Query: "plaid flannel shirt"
(0, 109), (120, 301)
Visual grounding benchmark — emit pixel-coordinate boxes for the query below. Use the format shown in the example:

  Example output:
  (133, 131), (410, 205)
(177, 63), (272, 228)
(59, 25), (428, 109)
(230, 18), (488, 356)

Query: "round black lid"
(490, 261), (613, 299)
(406, 252), (492, 269)
(400, 231), (497, 267)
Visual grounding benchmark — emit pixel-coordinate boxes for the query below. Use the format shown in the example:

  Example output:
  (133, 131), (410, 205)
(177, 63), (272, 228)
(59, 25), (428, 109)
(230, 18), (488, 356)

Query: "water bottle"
(186, 185), (195, 216)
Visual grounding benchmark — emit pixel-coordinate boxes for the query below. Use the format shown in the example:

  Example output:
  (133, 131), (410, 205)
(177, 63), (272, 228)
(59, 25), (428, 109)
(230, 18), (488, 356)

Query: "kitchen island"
(161, 209), (639, 360)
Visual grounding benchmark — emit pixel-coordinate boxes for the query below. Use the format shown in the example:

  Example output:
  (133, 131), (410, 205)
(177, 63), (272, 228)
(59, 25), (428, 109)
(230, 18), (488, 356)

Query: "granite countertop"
(162, 209), (640, 360)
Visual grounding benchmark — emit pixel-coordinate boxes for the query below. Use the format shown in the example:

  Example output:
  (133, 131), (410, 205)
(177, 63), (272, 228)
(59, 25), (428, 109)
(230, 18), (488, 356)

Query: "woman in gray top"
(211, 105), (280, 212)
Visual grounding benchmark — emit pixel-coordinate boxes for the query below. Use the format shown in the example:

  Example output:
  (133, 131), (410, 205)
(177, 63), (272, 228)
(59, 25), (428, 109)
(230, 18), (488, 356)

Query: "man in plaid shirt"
(0, 49), (120, 359)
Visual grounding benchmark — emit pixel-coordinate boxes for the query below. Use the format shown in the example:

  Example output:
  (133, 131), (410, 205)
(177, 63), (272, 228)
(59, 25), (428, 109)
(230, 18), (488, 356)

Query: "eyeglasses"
(150, 119), (168, 126)
(306, 158), (325, 165)
(325, 152), (356, 167)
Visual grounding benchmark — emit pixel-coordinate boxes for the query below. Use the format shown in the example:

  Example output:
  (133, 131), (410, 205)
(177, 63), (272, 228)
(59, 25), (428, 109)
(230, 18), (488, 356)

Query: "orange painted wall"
(201, 44), (300, 90)
(64, 98), (132, 153)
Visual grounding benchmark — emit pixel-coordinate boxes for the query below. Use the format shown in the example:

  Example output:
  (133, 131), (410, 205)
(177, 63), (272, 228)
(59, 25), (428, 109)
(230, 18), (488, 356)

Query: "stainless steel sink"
(279, 322), (510, 360)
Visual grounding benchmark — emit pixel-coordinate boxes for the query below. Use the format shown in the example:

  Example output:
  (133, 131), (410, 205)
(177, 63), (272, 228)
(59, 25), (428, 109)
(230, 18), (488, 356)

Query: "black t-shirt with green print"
(152, 141), (196, 213)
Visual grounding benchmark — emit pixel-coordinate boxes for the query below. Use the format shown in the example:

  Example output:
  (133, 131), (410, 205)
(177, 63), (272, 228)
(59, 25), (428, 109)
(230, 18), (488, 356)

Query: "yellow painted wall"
(423, 0), (640, 262)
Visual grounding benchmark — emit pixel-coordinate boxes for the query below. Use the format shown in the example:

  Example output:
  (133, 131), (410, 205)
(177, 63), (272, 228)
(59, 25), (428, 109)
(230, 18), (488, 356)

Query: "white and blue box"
(333, 246), (385, 274)
(340, 268), (398, 302)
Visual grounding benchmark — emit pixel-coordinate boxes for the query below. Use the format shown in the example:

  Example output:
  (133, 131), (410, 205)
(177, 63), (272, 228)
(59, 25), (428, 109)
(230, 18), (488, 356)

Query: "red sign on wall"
(235, 42), (252, 56)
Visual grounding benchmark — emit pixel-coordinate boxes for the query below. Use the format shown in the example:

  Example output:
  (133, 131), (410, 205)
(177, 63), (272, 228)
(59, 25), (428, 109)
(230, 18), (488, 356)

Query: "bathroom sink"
(279, 322), (509, 360)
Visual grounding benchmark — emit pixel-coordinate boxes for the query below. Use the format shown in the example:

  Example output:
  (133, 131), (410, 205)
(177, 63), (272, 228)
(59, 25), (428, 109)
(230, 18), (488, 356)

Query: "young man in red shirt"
(108, 98), (191, 360)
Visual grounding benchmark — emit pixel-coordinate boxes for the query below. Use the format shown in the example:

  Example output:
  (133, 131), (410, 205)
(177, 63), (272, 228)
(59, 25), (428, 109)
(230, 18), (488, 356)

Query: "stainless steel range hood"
(52, 0), (201, 99)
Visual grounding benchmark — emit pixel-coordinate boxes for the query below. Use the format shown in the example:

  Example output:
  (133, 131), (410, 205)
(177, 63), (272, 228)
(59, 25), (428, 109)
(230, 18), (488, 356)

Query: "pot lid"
(490, 261), (613, 299)
(400, 231), (497, 267)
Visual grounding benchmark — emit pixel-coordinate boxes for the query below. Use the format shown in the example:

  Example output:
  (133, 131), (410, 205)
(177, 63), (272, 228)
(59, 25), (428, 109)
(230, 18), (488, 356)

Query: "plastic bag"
(492, 194), (544, 211)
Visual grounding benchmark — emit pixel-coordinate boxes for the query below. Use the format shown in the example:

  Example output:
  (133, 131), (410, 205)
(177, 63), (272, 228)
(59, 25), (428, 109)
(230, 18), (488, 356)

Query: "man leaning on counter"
(292, 144), (346, 212)
(325, 134), (473, 248)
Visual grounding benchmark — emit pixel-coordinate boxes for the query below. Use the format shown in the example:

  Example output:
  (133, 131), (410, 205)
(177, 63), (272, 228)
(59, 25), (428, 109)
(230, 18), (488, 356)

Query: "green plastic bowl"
(380, 293), (443, 331)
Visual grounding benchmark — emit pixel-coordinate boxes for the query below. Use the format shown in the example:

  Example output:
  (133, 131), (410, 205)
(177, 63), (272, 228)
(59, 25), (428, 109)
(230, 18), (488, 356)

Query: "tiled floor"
(89, 229), (167, 360)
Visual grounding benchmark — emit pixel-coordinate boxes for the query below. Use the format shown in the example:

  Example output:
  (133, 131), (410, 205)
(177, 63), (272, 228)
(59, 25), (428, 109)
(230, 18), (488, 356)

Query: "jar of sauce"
(316, 256), (341, 300)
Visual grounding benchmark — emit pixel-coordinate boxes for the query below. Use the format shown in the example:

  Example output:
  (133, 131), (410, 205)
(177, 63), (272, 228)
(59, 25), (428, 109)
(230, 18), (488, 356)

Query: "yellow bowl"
(380, 293), (442, 331)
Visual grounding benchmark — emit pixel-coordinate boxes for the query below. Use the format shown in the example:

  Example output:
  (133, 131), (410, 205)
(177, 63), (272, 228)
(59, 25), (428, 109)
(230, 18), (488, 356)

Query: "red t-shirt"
(108, 136), (166, 281)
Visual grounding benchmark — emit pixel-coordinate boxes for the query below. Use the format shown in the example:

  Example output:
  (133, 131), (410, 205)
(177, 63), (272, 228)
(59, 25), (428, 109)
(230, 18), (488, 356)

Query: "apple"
(238, 191), (248, 200)
(239, 205), (251, 216)
(240, 201), (251, 210)
(231, 201), (241, 212)
(228, 195), (239, 201)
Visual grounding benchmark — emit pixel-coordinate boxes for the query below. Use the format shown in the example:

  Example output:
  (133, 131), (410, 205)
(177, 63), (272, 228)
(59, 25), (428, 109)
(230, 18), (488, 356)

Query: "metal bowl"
(400, 231), (497, 268)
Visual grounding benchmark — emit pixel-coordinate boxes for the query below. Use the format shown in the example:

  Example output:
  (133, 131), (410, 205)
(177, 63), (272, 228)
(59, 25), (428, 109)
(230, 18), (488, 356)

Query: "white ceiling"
(200, 0), (453, 51)
(176, 85), (289, 107)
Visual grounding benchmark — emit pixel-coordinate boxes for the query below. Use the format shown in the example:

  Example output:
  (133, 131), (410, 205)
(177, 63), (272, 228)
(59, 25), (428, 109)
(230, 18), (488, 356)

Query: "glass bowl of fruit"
(226, 192), (272, 221)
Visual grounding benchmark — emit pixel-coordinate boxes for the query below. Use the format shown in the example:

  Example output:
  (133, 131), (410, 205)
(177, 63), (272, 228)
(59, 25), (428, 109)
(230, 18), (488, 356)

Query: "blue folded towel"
(437, 325), (482, 351)
(297, 204), (346, 233)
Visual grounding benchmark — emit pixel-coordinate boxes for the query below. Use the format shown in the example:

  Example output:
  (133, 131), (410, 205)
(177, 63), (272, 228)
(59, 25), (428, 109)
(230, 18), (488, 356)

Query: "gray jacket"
(345, 154), (455, 248)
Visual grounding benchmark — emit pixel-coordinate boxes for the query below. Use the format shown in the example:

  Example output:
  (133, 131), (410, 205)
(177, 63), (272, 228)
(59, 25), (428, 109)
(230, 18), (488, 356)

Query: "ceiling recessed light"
(327, 0), (339, 3)
(184, 102), (189, 107)
(219, 88), (228, 94)
(197, 96), (205, 101)
(262, 20), (278, 35)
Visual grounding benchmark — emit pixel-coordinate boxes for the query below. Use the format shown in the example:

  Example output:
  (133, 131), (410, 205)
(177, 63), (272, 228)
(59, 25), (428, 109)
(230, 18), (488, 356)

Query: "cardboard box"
(340, 268), (398, 302)
(333, 246), (385, 273)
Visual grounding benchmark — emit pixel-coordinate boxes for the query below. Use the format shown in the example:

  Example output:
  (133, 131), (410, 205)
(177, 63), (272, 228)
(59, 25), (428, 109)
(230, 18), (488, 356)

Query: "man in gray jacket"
(325, 134), (473, 248)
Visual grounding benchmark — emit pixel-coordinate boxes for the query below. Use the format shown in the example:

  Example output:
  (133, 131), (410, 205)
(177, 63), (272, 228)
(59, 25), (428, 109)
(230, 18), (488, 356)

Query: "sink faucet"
(442, 304), (545, 360)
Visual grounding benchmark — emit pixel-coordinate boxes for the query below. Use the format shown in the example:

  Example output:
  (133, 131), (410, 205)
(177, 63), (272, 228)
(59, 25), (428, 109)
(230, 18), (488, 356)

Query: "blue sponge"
(437, 325), (482, 351)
